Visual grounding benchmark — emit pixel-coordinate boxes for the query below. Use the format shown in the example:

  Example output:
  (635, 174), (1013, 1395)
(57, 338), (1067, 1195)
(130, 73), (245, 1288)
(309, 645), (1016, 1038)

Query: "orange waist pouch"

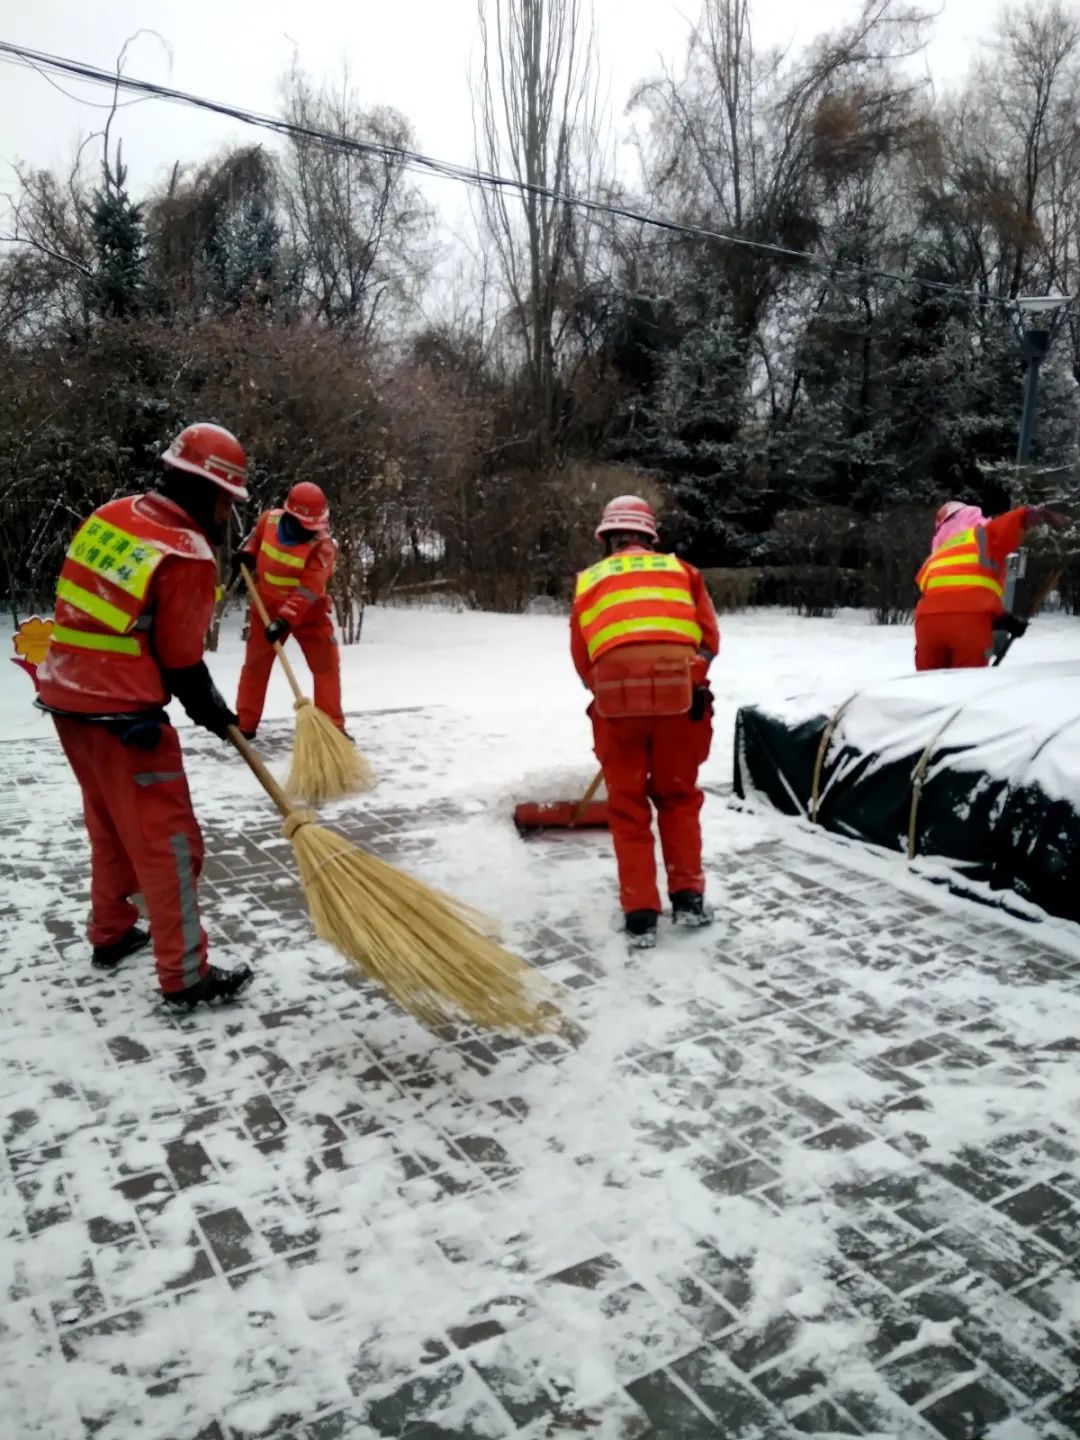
(591, 643), (694, 719)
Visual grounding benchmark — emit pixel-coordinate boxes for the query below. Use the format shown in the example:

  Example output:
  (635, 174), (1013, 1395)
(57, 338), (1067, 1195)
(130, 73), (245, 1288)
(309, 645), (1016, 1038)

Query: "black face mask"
(158, 473), (228, 546)
(278, 511), (316, 545)
(604, 530), (654, 556)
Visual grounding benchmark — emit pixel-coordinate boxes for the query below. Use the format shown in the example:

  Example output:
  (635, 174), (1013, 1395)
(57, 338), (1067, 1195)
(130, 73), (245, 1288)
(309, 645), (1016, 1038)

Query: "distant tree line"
(2, 0), (1080, 630)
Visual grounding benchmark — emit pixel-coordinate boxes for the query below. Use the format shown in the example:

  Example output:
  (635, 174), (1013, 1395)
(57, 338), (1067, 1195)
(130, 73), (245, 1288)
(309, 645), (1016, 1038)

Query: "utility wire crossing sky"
(0, 34), (1060, 320)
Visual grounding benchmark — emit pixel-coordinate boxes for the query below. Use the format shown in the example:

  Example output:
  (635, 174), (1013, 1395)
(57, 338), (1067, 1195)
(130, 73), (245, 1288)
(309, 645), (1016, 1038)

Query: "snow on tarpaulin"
(734, 660), (1080, 924)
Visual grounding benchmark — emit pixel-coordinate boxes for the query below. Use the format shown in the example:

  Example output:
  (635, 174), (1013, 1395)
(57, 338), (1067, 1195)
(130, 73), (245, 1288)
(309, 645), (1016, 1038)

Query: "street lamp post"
(1000, 293), (1072, 633)
(1014, 294), (1071, 466)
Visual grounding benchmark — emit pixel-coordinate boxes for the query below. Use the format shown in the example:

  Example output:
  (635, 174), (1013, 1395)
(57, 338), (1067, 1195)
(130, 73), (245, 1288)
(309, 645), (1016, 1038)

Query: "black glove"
(230, 551), (256, 582)
(689, 684), (713, 722)
(992, 612), (1028, 639)
(1032, 505), (1069, 531)
(265, 617), (290, 646)
(102, 711), (170, 748)
(162, 662), (238, 740)
(119, 719), (165, 750)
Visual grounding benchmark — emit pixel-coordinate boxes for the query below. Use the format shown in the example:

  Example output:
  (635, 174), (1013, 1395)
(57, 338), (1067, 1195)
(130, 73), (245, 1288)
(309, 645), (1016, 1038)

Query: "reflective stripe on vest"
(55, 578), (134, 634)
(262, 541), (305, 569)
(579, 584), (695, 628)
(264, 573), (301, 587)
(575, 551), (687, 596)
(916, 526), (1004, 598)
(589, 614), (702, 653)
(573, 553), (701, 663)
(50, 624), (141, 656)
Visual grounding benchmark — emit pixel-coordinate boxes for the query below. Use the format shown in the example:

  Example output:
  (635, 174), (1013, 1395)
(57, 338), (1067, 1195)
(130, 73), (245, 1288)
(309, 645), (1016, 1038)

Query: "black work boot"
(92, 926), (151, 971)
(240, 729), (258, 742)
(624, 909), (659, 950)
(163, 963), (254, 1011)
(671, 891), (715, 929)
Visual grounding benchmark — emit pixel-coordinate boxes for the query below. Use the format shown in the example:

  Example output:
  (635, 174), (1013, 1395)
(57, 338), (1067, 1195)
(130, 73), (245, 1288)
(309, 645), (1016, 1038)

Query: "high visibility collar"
(577, 551), (682, 594)
(933, 527), (977, 554)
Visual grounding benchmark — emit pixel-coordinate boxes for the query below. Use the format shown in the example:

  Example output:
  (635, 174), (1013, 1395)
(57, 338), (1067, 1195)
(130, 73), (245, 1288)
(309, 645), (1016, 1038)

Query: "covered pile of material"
(734, 661), (1080, 923)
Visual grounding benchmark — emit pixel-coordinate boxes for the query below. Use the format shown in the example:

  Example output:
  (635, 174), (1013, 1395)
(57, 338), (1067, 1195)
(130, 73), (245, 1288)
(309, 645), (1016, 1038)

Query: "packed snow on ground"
(3, 603), (1080, 1438)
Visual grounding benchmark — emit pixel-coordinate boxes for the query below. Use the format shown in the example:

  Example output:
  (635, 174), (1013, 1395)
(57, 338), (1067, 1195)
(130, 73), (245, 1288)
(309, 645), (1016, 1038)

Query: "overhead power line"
(0, 35), (1068, 317)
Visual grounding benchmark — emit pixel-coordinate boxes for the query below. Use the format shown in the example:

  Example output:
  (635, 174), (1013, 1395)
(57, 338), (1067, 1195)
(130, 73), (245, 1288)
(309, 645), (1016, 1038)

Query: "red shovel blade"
(513, 800), (610, 833)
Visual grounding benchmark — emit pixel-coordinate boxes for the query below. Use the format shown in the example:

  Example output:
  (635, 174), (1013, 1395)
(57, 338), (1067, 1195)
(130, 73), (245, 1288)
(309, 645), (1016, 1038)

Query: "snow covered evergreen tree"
(205, 196), (286, 312)
(87, 153), (147, 321)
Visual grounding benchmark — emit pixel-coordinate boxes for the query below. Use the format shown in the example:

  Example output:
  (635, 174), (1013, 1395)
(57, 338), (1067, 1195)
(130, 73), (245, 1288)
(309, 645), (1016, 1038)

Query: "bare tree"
(1, 159), (95, 341)
(903, 3), (1080, 385)
(279, 62), (434, 338)
(633, 0), (928, 337)
(992, 1), (1080, 296)
(473, 0), (605, 464)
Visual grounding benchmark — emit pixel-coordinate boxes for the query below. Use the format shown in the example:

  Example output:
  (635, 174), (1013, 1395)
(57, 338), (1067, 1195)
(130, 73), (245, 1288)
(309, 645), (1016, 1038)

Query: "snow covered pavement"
(3, 607), (1080, 1438)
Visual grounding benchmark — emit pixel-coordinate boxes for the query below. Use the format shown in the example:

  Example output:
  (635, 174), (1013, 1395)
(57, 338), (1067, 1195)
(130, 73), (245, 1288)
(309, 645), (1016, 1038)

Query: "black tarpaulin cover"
(733, 661), (1080, 923)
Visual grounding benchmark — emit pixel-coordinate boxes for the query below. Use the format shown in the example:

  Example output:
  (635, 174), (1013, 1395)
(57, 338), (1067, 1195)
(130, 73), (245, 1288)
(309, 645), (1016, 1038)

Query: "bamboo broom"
(242, 567), (373, 804)
(227, 728), (565, 1036)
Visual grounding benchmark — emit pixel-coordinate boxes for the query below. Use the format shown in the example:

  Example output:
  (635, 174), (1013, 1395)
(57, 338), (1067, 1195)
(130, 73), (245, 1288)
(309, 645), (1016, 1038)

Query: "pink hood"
(932, 504), (985, 552)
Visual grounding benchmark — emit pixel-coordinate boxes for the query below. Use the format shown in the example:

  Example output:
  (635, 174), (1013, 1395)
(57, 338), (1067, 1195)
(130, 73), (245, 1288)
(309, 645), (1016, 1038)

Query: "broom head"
(288, 698), (374, 805)
(283, 812), (565, 1036)
(513, 799), (610, 832)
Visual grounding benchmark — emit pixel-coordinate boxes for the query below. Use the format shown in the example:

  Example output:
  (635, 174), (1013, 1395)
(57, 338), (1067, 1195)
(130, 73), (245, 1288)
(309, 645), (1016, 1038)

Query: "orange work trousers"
(915, 611), (995, 672)
(236, 609), (344, 733)
(54, 717), (208, 994)
(591, 708), (713, 914)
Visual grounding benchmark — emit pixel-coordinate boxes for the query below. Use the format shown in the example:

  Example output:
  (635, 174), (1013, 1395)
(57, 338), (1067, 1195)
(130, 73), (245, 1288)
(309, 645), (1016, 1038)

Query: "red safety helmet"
(161, 423), (249, 500)
(284, 481), (330, 530)
(935, 500), (965, 527)
(595, 494), (659, 544)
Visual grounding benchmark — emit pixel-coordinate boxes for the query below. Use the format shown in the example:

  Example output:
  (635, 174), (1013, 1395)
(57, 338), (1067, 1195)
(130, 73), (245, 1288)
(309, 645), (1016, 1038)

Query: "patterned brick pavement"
(2, 711), (1080, 1439)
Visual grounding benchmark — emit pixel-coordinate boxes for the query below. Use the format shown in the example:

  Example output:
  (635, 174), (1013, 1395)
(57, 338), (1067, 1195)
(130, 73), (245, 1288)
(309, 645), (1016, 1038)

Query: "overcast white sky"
(0, 1), (1003, 197)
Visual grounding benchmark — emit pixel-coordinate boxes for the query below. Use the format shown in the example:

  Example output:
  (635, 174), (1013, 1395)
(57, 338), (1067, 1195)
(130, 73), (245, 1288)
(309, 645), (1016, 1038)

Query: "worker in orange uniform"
(233, 482), (344, 740)
(570, 496), (720, 949)
(915, 500), (1066, 671)
(36, 423), (255, 1010)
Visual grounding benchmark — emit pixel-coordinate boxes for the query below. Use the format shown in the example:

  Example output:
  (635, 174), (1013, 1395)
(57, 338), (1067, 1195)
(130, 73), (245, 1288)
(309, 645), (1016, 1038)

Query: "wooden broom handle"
(227, 725), (294, 819)
(241, 567), (305, 705)
(569, 768), (604, 827)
